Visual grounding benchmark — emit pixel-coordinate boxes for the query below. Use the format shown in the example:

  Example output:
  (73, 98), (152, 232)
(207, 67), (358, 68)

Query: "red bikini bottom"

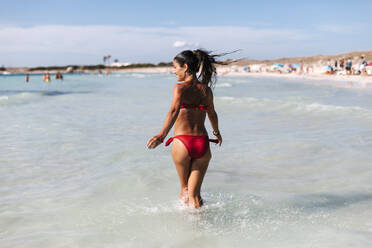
(165, 135), (218, 159)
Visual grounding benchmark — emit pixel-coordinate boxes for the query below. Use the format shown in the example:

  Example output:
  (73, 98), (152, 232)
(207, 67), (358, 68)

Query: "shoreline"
(122, 66), (372, 88)
(220, 70), (372, 84)
(2, 66), (372, 88)
(0, 66), (172, 75)
(122, 67), (372, 86)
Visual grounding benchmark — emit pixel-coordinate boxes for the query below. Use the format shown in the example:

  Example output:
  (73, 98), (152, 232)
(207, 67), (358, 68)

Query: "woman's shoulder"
(173, 83), (191, 99)
(173, 83), (185, 90)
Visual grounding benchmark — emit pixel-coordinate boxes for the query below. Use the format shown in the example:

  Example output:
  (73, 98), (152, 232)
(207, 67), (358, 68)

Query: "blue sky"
(1, 0), (371, 66)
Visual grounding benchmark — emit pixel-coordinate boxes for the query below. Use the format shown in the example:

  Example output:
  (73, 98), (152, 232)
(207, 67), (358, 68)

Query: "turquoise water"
(1, 73), (372, 247)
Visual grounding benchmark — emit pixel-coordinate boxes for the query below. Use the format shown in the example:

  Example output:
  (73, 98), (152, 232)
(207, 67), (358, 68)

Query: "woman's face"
(173, 60), (187, 82)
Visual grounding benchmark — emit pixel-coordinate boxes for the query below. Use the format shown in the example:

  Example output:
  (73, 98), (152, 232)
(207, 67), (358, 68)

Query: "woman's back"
(174, 83), (211, 135)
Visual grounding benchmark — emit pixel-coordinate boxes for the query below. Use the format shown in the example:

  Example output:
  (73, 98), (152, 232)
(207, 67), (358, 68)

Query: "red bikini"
(165, 135), (218, 159)
(165, 103), (218, 159)
(180, 104), (210, 111)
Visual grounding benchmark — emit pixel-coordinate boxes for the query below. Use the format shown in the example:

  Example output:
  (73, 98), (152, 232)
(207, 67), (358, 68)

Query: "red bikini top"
(180, 103), (210, 111)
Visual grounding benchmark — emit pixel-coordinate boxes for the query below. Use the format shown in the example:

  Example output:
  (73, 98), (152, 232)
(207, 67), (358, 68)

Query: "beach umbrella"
(324, 65), (333, 71)
(274, 63), (284, 67)
(292, 64), (300, 68)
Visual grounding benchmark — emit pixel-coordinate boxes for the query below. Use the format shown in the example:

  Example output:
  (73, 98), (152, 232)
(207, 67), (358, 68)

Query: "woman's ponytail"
(174, 49), (235, 89)
(193, 49), (216, 88)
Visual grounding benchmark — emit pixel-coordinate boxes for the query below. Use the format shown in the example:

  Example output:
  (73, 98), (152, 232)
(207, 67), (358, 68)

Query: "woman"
(147, 49), (223, 208)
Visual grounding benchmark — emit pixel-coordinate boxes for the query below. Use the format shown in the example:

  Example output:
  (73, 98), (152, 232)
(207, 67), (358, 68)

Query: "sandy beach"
(116, 66), (372, 88)
(218, 69), (372, 87)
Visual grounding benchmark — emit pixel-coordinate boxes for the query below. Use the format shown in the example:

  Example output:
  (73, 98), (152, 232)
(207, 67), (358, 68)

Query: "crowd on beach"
(324, 56), (370, 76)
(222, 55), (372, 77)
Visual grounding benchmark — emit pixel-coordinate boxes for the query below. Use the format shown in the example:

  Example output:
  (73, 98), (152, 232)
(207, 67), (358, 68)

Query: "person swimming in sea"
(43, 73), (51, 83)
(147, 49), (226, 208)
(55, 71), (63, 80)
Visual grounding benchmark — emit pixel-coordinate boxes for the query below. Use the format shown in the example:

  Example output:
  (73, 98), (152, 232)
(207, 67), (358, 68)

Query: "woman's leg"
(171, 139), (191, 203)
(188, 149), (211, 208)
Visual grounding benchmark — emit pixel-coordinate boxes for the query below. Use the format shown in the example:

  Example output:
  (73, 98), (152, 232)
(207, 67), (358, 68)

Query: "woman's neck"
(184, 74), (198, 84)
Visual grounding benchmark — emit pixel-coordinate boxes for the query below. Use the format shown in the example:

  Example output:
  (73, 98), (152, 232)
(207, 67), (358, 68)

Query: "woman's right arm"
(147, 84), (182, 149)
(206, 87), (222, 145)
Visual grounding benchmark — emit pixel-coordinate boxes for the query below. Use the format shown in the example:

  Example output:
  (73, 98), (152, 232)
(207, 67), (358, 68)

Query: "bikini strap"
(165, 136), (217, 146)
(165, 137), (174, 146)
(199, 104), (210, 111)
(180, 104), (210, 110)
(209, 139), (218, 143)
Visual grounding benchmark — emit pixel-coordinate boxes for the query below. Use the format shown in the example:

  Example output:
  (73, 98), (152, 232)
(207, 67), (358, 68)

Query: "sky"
(0, 0), (371, 67)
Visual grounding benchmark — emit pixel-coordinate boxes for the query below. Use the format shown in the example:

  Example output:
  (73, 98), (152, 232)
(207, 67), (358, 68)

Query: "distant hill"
(230, 50), (372, 66)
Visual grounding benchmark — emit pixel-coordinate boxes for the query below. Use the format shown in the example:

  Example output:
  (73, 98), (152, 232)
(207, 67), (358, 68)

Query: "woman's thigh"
(171, 139), (191, 187)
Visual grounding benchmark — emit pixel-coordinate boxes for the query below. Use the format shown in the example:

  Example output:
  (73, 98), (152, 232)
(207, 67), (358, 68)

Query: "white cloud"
(0, 24), (369, 66)
(173, 41), (199, 48)
(173, 41), (186, 47)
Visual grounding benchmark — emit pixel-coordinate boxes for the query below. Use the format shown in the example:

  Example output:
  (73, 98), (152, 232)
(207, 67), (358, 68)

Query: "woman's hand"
(146, 135), (163, 149)
(216, 134), (223, 146)
(212, 130), (222, 146)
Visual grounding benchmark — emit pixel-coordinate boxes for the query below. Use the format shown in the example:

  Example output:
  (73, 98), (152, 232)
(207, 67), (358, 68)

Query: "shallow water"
(1, 73), (372, 247)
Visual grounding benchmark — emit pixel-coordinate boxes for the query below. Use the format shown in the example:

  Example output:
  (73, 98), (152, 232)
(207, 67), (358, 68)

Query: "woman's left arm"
(147, 84), (182, 149)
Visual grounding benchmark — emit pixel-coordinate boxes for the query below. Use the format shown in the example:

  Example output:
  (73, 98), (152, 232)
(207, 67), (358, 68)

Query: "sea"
(1, 72), (372, 247)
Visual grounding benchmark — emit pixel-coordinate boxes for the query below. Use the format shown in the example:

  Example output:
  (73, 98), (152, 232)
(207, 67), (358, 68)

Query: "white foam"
(217, 96), (236, 101)
(216, 96), (372, 118)
(216, 83), (232, 88)
(130, 73), (146, 78)
(0, 92), (42, 106)
(0, 95), (9, 102)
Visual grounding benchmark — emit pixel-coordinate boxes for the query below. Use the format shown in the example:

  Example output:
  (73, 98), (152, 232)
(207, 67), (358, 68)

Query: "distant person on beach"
(326, 59), (334, 74)
(359, 56), (367, 75)
(147, 49), (225, 208)
(306, 65), (313, 74)
(340, 58), (345, 70)
(26, 73), (29, 83)
(346, 57), (352, 75)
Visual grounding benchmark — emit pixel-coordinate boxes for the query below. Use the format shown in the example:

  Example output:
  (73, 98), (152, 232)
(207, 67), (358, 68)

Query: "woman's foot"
(189, 196), (203, 208)
(180, 188), (189, 204)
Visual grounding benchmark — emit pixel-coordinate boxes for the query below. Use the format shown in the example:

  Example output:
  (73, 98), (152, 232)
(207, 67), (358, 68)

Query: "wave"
(216, 83), (232, 88)
(0, 90), (90, 106)
(130, 73), (147, 78)
(216, 96), (372, 118)
(0, 92), (42, 106)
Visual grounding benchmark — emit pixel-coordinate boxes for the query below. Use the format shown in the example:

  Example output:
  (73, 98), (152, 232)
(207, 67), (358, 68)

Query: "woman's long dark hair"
(174, 49), (234, 89)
